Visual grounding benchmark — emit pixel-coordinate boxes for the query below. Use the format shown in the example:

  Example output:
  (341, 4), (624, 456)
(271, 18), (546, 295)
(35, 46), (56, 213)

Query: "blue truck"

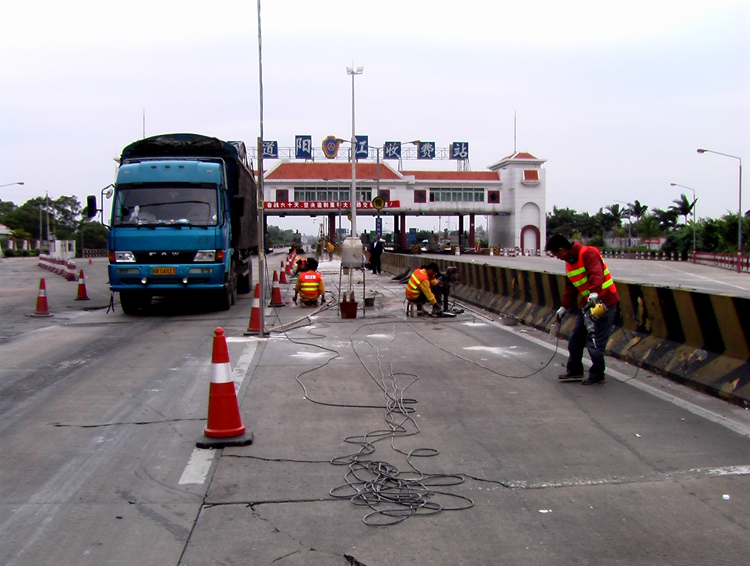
(91, 133), (258, 314)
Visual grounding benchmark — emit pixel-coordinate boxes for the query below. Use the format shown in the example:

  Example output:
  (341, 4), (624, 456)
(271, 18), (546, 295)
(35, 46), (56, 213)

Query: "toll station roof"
(264, 162), (402, 181)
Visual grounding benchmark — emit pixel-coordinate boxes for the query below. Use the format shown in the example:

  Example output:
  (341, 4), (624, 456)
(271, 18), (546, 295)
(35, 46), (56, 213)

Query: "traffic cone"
(75, 269), (90, 300)
(30, 278), (53, 317)
(196, 327), (252, 448)
(279, 268), (288, 284)
(88, 257), (93, 265)
(269, 271), (284, 307)
(244, 283), (262, 335)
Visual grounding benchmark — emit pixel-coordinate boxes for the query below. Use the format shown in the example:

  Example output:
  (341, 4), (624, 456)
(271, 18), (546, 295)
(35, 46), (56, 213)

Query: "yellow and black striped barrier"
(380, 253), (750, 406)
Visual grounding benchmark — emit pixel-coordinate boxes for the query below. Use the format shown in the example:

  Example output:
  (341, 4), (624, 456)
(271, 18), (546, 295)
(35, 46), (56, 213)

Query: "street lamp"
(0, 181), (24, 189)
(670, 182), (697, 259)
(697, 148), (743, 272)
(347, 64), (363, 238)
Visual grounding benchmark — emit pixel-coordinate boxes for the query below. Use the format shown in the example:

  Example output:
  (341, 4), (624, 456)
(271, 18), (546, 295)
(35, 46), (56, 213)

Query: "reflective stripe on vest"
(565, 246), (616, 299)
(299, 272), (321, 299)
(405, 269), (428, 300)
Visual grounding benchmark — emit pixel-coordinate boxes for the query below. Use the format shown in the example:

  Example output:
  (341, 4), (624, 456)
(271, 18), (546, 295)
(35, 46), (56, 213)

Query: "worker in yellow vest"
(546, 234), (620, 386)
(405, 262), (442, 317)
(293, 258), (326, 307)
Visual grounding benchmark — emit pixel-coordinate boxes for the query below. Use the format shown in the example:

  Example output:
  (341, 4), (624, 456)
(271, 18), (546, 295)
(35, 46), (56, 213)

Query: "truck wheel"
(120, 291), (143, 315)
(237, 261), (251, 294)
(217, 264), (236, 311)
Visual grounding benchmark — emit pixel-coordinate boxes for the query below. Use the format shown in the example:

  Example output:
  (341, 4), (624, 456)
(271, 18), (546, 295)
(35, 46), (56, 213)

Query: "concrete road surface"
(0, 255), (748, 565)
(421, 252), (750, 298)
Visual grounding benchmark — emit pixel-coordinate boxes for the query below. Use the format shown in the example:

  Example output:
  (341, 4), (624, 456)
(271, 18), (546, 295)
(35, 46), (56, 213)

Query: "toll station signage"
(265, 200), (401, 211)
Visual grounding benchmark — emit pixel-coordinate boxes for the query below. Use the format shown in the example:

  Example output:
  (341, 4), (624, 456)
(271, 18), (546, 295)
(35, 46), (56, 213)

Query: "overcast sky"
(1, 0), (748, 235)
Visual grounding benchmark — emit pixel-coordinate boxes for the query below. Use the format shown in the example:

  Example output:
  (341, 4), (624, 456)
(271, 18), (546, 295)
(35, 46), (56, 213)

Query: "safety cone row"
(244, 283), (262, 335)
(75, 270), (90, 300)
(269, 271), (284, 307)
(279, 259), (288, 284)
(196, 327), (252, 448)
(29, 278), (53, 317)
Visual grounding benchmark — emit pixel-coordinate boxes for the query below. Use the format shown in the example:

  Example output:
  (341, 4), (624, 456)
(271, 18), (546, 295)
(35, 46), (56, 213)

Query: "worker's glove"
(555, 307), (567, 321)
(292, 295), (298, 304)
(586, 293), (599, 308)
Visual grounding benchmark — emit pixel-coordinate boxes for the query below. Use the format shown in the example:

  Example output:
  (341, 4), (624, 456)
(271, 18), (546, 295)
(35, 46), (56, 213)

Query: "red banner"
(264, 200), (400, 211)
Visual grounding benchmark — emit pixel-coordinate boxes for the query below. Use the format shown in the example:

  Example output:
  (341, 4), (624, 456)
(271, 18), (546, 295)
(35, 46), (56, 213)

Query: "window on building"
(429, 188), (485, 202)
(378, 189), (390, 201)
(523, 170), (540, 183)
(276, 189), (289, 203)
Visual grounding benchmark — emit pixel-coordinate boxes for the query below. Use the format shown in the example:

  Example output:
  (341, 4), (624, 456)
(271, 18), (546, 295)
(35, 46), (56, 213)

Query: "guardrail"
(382, 252), (750, 407)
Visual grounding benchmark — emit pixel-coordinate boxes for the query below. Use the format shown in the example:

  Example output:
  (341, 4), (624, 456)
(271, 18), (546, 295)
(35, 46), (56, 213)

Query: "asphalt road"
(0, 254), (748, 565)
(423, 252), (750, 298)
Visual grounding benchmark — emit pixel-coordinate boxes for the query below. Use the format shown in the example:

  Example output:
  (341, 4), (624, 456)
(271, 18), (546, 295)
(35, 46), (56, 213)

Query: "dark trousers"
(371, 254), (382, 274)
(566, 304), (618, 378)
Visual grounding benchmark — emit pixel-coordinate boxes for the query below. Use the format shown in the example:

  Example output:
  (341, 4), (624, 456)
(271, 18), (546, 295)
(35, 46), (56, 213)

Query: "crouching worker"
(405, 262), (442, 317)
(293, 258), (326, 307)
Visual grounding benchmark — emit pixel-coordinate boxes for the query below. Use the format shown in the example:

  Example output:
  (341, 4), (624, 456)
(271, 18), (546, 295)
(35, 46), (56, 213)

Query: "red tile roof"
(504, 151), (538, 160)
(265, 162), (402, 181)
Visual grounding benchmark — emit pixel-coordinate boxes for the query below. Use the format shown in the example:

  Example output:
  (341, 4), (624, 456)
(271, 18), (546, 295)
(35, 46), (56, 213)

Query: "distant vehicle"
(90, 133), (258, 314)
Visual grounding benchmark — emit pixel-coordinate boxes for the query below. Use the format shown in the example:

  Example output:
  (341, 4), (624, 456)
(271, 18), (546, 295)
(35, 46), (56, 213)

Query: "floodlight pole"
(347, 65), (363, 237)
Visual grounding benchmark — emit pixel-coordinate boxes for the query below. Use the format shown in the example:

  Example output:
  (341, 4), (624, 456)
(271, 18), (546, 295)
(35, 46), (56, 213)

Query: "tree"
(669, 194), (696, 226)
(636, 214), (662, 249)
(652, 208), (679, 232)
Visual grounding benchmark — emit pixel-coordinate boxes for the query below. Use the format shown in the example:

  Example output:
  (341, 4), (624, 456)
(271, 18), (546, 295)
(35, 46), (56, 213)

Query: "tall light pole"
(347, 64), (363, 238)
(670, 182), (697, 258)
(697, 148), (743, 272)
(0, 181), (24, 189)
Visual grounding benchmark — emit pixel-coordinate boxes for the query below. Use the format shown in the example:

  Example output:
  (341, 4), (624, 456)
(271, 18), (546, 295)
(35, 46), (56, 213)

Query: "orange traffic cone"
(196, 327), (252, 448)
(88, 257), (93, 265)
(244, 283), (262, 335)
(30, 278), (53, 317)
(75, 269), (90, 300)
(279, 269), (288, 284)
(269, 270), (284, 307)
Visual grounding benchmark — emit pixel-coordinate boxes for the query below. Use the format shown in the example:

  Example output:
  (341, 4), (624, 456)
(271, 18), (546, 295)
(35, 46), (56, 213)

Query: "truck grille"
(133, 251), (200, 264)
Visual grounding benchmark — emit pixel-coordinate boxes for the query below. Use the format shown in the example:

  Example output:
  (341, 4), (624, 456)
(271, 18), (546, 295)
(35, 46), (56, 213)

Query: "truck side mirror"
(232, 195), (245, 217)
(86, 195), (98, 218)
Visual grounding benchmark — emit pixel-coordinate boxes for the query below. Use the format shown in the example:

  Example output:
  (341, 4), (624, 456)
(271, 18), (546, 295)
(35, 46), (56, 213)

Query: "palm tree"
(653, 208), (679, 231)
(628, 200), (648, 223)
(669, 194), (696, 226)
(637, 214), (662, 250)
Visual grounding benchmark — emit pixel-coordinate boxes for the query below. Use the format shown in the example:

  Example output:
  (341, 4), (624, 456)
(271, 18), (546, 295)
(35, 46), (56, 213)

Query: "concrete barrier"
(382, 252), (750, 406)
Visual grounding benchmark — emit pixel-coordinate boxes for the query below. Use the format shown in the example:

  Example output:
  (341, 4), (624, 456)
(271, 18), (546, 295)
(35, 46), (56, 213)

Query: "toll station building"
(261, 151), (546, 252)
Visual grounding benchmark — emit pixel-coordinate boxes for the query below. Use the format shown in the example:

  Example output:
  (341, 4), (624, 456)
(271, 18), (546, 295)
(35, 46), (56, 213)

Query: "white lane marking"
(464, 345), (519, 357)
(180, 340), (259, 484)
(504, 464), (750, 490)
(178, 448), (215, 485)
(652, 263), (750, 292)
(485, 314), (750, 438)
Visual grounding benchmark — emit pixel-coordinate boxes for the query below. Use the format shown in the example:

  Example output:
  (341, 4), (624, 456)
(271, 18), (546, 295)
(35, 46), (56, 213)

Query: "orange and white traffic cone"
(269, 271), (284, 307)
(88, 257), (93, 265)
(75, 269), (90, 300)
(244, 283), (262, 335)
(196, 327), (252, 448)
(30, 278), (53, 317)
(279, 268), (288, 284)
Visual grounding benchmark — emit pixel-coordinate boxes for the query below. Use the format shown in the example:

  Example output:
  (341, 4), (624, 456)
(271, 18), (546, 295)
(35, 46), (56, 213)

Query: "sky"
(1, 0), (748, 235)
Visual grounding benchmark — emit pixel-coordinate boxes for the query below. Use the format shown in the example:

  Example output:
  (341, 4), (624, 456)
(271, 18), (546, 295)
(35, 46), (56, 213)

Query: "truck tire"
(120, 291), (150, 315)
(237, 259), (251, 294)
(217, 263), (236, 311)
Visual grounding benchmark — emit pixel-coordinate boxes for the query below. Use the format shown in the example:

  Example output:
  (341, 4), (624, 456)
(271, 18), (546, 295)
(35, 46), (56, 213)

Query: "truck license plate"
(152, 267), (176, 276)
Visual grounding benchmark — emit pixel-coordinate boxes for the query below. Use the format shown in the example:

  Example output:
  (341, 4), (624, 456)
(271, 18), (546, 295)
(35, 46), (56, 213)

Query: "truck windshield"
(113, 184), (219, 226)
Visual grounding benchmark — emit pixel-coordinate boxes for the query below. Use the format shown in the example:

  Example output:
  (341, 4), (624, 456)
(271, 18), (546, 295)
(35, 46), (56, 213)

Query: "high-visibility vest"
(565, 245), (616, 303)
(405, 269), (429, 300)
(299, 271), (323, 300)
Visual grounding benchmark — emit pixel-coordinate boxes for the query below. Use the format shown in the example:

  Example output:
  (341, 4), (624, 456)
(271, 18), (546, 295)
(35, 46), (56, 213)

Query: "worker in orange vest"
(293, 258), (326, 306)
(546, 234), (620, 386)
(404, 262), (442, 317)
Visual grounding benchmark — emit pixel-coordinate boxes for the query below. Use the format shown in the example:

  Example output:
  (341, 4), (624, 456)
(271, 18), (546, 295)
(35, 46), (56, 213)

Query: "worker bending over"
(405, 262), (442, 317)
(292, 256), (307, 276)
(546, 234), (620, 386)
(293, 258), (326, 307)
